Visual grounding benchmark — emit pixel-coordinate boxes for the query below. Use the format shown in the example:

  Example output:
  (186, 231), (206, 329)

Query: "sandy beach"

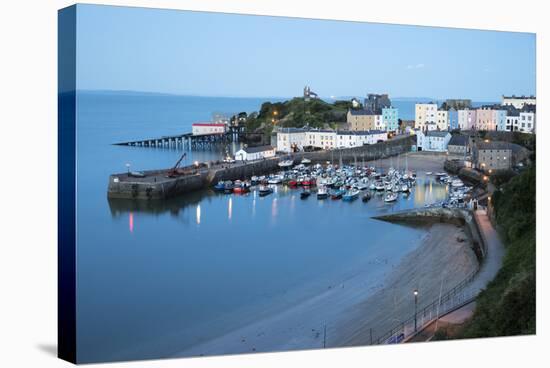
(175, 220), (478, 357)
(332, 222), (478, 346)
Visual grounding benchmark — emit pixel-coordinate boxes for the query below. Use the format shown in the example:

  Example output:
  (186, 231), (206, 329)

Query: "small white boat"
(278, 160), (294, 168)
(384, 192), (398, 202)
(451, 179), (464, 188)
(301, 158), (312, 165)
(317, 186), (329, 199)
(342, 189), (360, 201)
(426, 171), (433, 175)
(267, 175), (283, 184)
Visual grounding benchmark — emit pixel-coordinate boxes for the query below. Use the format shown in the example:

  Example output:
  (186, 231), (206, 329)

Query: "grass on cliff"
(244, 97), (351, 134)
(459, 166), (536, 338)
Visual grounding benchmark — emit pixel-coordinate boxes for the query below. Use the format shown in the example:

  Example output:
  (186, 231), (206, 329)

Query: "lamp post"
(125, 163), (131, 175)
(413, 289), (419, 332)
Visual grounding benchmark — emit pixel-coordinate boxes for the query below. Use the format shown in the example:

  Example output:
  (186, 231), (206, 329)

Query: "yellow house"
(347, 109), (376, 131)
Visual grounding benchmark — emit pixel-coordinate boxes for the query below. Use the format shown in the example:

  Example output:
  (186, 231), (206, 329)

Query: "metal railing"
(371, 269), (480, 345)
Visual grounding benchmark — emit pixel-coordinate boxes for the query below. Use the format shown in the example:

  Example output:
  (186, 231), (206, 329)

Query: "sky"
(75, 4), (536, 101)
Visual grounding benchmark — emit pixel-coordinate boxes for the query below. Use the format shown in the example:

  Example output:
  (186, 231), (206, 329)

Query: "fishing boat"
(223, 181), (234, 194)
(214, 181), (225, 192)
(233, 181), (250, 194)
(278, 159), (293, 169)
(302, 177), (313, 186)
(401, 184), (410, 193)
(375, 182), (385, 191)
(250, 176), (259, 185)
(331, 188), (346, 200)
(300, 190), (311, 199)
(301, 158), (312, 165)
(317, 186), (328, 199)
(384, 192), (398, 202)
(267, 175), (283, 184)
(288, 179), (298, 187)
(258, 185), (273, 197)
(356, 182), (369, 191)
(342, 189), (360, 201)
(362, 192), (372, 202)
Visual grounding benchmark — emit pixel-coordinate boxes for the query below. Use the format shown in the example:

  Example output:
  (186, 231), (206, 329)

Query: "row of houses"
(276, 127), (388, 153)
(346, 109), (398, 132)
(414, 95), (537, 134)
(416, 130), (530, 172)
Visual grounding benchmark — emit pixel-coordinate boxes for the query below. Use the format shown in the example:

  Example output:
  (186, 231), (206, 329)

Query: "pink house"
(458, 109), (477, 130)
(476, 107), (496, 131)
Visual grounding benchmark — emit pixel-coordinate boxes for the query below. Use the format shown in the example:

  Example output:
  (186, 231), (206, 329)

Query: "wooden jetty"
(113, 126), (245, 149)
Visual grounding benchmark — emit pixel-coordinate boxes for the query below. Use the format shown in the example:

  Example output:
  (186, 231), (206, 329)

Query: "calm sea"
(75, 91), (447, 362)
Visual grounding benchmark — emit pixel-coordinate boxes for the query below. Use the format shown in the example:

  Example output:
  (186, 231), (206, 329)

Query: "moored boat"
(214, 181), (225, 192)
(342, 189), (360, 201)
(384, 192), (398, 202)
(362, 192), (372, 202)
(317, 186), (328, 199)
(300, 190), (311, 199)
(331, 188), (345, 200)
(223, 181), (234, 194)
(278, 160), (293, 169)
(258, 185), (273, 197)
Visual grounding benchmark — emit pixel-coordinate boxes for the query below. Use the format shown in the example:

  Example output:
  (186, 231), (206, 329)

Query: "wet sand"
(175, 221), (478, 357)
(332, 222), (478, 346)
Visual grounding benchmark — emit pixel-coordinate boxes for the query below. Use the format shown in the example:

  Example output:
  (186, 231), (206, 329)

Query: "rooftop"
(502, 95), (536, 99)
(448, 135), (469, 146)
(426, 131), (451, 138)
(336, 129), (386, 136)
(348, 109), (377, 116)
(242, 145), (275, 153)
(476, 141), (524, 153)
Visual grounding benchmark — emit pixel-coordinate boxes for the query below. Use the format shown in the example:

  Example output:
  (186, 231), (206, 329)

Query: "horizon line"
(76, 88), (504, 103)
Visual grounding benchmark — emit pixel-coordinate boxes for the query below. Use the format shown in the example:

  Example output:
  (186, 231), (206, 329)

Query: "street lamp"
(125, 163), (131, 175)
(413, 289), (419, 332)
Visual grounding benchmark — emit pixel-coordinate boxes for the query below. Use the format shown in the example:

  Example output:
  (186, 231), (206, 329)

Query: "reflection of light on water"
(129, 212), (134, 233)
(252, 191), (256, 217)
(290, 195), (295, 214)
(196, 204), (201, 225)
(272, 197), (278, 218)
(228, 197), (233, 220)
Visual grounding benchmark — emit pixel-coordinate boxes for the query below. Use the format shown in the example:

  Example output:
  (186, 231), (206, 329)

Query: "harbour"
(78, 91), (503, 362)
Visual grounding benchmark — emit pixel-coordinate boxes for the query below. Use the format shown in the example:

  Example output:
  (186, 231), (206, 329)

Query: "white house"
(501, 95), (536, 109)
(416, 130), (452, 152)
(374, 115), (386, 131)
(276, 128), (306, 153)
(305, 130), (337, 150)
(518, 111), (536, 133)
(335, 130), (387, 148)
(235, 146), (276, 161)
(415, 103), (437, 130)
(436, 110), (449, 131)
(505, 114), (519, 132)
(192, 123), (226, 136)
(425, 122), (438, 131)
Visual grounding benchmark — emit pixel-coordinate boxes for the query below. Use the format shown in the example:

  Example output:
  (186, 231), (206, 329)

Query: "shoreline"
(174, 221), (478, 357)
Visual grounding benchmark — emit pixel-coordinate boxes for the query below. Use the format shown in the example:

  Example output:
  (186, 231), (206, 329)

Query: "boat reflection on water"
(107, 189), (217, 218)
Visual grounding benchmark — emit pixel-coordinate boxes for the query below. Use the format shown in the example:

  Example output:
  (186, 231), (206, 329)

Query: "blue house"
(382, 107), (399, 132)
(448, 108), (459, 130)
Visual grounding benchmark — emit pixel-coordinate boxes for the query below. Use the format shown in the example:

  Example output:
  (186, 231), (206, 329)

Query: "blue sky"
(75, 4), (536, 101)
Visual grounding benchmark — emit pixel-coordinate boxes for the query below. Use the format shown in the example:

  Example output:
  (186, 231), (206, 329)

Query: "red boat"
(288, 180), (298, 187)
(233, 183), (250, 194)
(302, 177), (312, 186)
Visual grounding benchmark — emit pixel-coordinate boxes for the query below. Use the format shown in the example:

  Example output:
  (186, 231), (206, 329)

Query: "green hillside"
(461, 166), (536, 337)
